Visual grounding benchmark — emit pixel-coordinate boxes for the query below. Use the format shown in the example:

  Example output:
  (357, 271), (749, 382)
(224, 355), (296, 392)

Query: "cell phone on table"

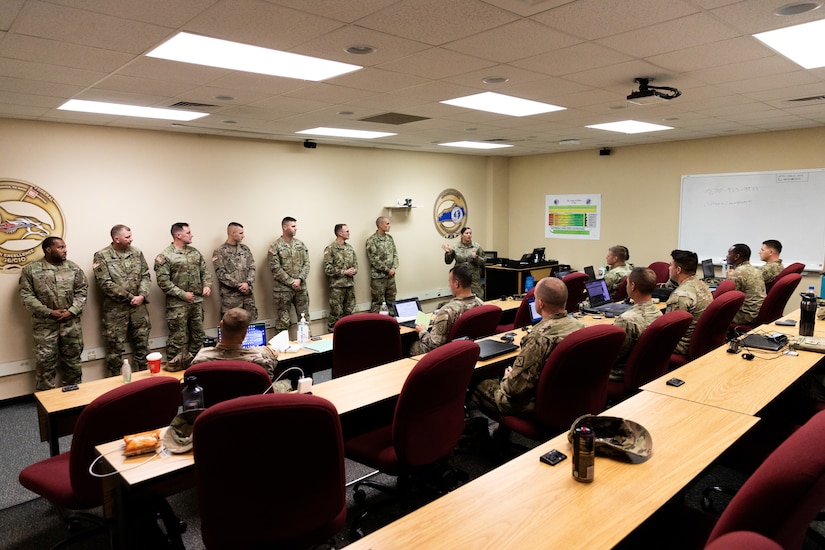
(666, 377), (685, 387)
(539, 449), (567, 466)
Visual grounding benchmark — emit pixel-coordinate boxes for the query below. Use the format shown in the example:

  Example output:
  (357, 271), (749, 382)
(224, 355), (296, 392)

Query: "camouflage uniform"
(730, 261), (766, 324)
(154, 244), (212, 371)
(191, 343), (283, 386)
(212, 242), (257, 320)
(19, 259), (88, 390)
(472, 313), (584, 417)
(268, 237), (310, 331)
(93, 244), (152, 375)
(445, 241), (486, 298)
(323, 240), (358, 332)
(366, 231), (398, 312)
(604, 264), (632, 298)
(759, 260), (784, 286)
(410, 295), (483, 355)
(610, 301), (663, 382)
(666, 275), (713, 355)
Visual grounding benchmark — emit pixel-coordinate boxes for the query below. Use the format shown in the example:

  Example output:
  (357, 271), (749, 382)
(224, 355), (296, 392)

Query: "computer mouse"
(604, 312), (615, 318)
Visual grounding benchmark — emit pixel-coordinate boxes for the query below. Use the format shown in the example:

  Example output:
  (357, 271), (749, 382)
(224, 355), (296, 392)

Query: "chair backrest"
(447, 304), (502, 341)
(511, 287), (537, 330)
(185, 360), (273, 407)
(332, 313), (402, 378)
(648, 261), (670, 284)
(621, 310), (693, 393)
(194, 394), (346, 549)
(752, 273), (802, 326)
(765, 262), (805, 293)
(533, 325), (626, 430)
(706, 409), (825, 548)
(70, 377), (181, 504)
(705, 531), (783, 550)
(688, 290), (745, 360)
(562, 272), (589, 313)
(613, 277), (628, 302)
(392, 340), (480, 468)
(712, 279), (735, 299)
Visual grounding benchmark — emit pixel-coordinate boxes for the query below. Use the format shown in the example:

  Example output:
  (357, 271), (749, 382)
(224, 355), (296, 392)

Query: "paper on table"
(269, 330), (302, 352)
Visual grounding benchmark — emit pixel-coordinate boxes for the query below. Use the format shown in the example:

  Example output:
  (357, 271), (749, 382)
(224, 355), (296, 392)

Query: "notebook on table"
(392, 297), (422, 328)
(477, 339), (519, 360)
(217, 322), (267, 348)
(581, 279), (632, 315)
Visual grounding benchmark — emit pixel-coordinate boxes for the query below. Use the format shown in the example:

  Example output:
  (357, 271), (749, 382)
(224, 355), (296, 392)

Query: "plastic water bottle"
(182, 375), (204, 410)
(524, 275), (534, 292)
(379, 301), (390, 316)
(801, 287), (817, 337)
(122, 358), (132, 383)
(298, 313), (310, 343)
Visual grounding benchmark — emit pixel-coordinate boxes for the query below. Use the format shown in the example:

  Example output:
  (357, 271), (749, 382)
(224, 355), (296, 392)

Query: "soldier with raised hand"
(154, 222), (212, 371)
(323, 223), (358, 332)
(268, 216), (310, 333)
(366, 216), (398, 312)
(19, 236), (88, 390)
(93, 224), (152, 376)
(212, 222), (257, 320)
(442, 226), (486, 298)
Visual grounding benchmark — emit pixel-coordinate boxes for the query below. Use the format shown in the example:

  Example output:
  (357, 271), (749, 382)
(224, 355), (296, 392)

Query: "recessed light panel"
(439, 141), (514, 149)
(441, 92), (565, 117)
(58, 99), (208, 121)
(586, 120), (673, 134)
(754, 19), (825, 69)
(296, 127), (396, 139)
(148, 32), (362, 81)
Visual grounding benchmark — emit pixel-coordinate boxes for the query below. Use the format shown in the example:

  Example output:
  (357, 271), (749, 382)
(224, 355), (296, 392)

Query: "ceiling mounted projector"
(626, 77), (681, 105)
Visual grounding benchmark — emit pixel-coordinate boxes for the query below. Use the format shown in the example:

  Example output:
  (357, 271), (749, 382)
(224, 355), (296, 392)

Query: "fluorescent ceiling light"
(753, 19), (825, 69)
(296, 127), (396, 139)
(147, 32), (362, 81)
(441, 92), (565, 117)
(586, 120), (673, 134)
(439, 141), (514, 150)
(58, 99), (208, 121)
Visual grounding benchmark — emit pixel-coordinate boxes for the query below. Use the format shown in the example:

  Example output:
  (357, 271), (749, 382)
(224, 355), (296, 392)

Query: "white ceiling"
(1, 0), (823, 156)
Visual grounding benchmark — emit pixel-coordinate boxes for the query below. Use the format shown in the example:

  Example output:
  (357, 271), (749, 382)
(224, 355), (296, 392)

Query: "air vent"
(785, 95), (825, 103)
(169, 101), (219, 109)
(359, 112), (429, 125)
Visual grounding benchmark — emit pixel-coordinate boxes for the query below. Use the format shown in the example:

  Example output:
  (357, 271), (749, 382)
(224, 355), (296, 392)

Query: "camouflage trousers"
(369, 276), (397, 312)
(272, 290), (309, 331)
(328, 286), (356, 332)
(165, 303), (204, 370)
(102, 303), (151, 376)
(472, 379), (523, 417)
(219, 291), (258, 321)
(31, 316), (83, 391)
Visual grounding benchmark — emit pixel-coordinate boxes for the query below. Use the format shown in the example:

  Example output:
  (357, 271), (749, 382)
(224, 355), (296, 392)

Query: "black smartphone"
(310, 336), (322, 341)
(61, 384), (79, 392)
(666, 377), (685, 387)
(539, 449), (567, 466)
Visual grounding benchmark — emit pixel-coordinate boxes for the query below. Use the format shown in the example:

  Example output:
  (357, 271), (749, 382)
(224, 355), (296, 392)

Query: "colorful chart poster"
(545, 194), (601, 240)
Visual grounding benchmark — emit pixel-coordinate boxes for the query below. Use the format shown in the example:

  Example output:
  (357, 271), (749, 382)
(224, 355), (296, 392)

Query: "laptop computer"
(392, 297), (422, 328)
(527, 297), (542, 324)
(701, 259), (715, 279)
(477, 339), (519, 360)
(217, 321), (267, 348)
(583, 265), (596, 281)
(582, 279), (633, 315)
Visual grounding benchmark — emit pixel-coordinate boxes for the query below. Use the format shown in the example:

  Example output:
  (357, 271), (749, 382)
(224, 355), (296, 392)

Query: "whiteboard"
(679, 169), (825, 271)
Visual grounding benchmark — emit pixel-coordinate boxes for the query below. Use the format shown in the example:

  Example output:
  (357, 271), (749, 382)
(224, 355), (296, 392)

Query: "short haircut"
(228, 222), (243, 229)
(535, 277), (567, 309)
(609, 245), (629, 262)
(460, 227), (471, 235)
(221, 308), (251, 337)
(281, 216), (296, 226)
(670, 249), (698, 275)
(450, 264), (473, 289)
(110, 224), (129, 239)
(731, 243), (751, 261)
(762, 239), (782, 254)
(170, 222), (188, 236)
(334, 223), (346, 236)
(629, 267), (657, 295)
(375, 216), (388, 227)
(42, 236), (62, 252)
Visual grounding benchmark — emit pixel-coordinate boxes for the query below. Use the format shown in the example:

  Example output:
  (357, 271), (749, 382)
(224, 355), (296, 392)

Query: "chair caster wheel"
(353, 489), (367, 504)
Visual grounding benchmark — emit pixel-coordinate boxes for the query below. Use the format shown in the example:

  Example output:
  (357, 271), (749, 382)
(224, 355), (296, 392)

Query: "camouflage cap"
(567, 414), (652, 464)
(162, 409), (205, 454)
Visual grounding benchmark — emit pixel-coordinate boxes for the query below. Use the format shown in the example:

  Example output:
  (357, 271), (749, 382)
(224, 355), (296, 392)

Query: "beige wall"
(0, 118), (493, 398)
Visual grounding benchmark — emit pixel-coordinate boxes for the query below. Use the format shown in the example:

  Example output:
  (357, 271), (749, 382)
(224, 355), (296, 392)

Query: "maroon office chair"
(19, 377), (181, 548)
(704, 532), (782, 550)
(345, 341), (480, 534)
(562, 272), (589, 313)
(607, 310), (693, 403)
(447, 304), (502, 340)
(648, 261), (670, 285)
(730, 273), (802, 334)
(765, 262), (805, 293)
(613, 276), (629, 302)
(669, 290), (745, 370)
(185, 360), (273, 406)
(495, 288), (535, 333)
(712, 279), (735, 299)
(332, 313), (402, 378)
(496, 325), (626, 441)
(194, 393), (346, 549)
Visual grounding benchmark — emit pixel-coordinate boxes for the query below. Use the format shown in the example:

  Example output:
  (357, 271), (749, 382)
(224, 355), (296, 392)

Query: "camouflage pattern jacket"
(366, 232), (398, 279)
(666, 276), (713, 355)
(323, 241), (358, 288)
(604, 264), (632, 296)
(730, 262), (766, 324)
(613, 301), (663, 366)
(414, 294), (483, 354)
(93, 245), (151, 307)
(20, 259), (88, 319)
(154, 244), (212, 307)
(268, 238), (310, 292)
(212, 242), (256, 296)
(759, 260), (784, 285)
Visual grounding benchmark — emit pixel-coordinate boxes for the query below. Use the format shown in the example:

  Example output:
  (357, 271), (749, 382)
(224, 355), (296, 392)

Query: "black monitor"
(531, 247), (545, 263)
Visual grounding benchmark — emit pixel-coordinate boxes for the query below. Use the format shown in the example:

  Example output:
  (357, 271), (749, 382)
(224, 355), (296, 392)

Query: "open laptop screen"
(584, 265), (596, 280)
(701, 259), (715, 279)
(527, 297), (541, 324)
(217, 321), (268, 348)
(392, 297), (421, 321)
(584, 279), (611, 307)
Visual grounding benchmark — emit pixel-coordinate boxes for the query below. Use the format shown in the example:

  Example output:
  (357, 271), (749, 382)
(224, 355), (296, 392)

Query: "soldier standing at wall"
(212, 222), (257, 320)
(19, 237), (88, 390)
(366, 216), (398, 312)
(323, 223), (358, 332)
(93, 224), (152, 375)
(268, 216), (310, 333)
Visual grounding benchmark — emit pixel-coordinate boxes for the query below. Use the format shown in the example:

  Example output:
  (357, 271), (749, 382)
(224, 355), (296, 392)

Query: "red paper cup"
(147, 352), (162, 374)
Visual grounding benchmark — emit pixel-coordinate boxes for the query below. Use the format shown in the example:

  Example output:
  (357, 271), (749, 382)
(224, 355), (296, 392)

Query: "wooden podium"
(484, 263), (558, 299)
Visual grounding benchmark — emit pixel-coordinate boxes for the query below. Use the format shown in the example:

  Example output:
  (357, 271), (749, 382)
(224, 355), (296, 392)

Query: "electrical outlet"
(87, 349), (97, 360)
(264, 318), (272, 328)
(19, 360), (30, 370)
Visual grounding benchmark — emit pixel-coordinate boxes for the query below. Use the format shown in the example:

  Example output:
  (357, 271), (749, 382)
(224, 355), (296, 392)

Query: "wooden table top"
(345, 391), (759, 550)
(96, 426), (193, 488)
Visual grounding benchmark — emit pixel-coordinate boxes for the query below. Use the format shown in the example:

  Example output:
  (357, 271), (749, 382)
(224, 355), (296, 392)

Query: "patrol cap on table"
(567, 414), (652, 464)
(162, 409), (204, 454)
